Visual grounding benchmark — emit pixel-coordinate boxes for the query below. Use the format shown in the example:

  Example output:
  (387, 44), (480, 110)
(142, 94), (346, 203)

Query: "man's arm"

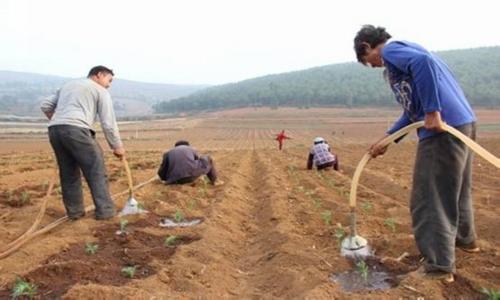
(40, 90), (60, 120)
(157, 153), (169, 181)
(97, 89), (124, 157)
(307, 153), (314, 170)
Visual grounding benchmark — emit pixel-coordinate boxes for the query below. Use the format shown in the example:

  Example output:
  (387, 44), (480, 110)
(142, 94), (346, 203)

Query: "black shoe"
(95, 211), (116, 220)
(68, 212), (85, 221)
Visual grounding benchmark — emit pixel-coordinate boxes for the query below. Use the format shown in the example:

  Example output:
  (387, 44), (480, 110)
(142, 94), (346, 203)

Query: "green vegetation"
(121, 266), (137, 278)
(174, 209), (184, 223)
(321, 210), (332, 226)
(164, 235), (179, 247)
(356, 260), (369, 282)
(384, 218), (396, 233)
(119, 219), (129, 233)
(481, 287), (500, 300)
(85, 243), (99, 255)
(154, 47), (500, 113)
(360, 201), (373, 213)
(11, 278), (37, 299)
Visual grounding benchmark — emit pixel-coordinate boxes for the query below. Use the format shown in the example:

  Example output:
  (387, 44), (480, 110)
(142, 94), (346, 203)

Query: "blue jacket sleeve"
(382, 43), (442, 113)
(387, 113), (412, 135)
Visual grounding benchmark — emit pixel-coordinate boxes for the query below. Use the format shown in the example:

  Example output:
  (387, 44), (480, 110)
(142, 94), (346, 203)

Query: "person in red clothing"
(275, 130), (291, 150)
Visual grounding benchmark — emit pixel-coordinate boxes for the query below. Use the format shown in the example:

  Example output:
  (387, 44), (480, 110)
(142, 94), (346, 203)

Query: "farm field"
(0, 107), (499, 299)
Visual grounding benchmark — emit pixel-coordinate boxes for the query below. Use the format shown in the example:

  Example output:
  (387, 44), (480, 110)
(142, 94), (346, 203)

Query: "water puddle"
(159, 217), (203, 228)
(331, 258), (400, 292)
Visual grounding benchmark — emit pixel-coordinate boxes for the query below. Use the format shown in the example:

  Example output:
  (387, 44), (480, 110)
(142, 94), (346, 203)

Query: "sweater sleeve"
(382, 43), (441, 113)
(387, 112), (412, 135)
(97, 89), (123, 149)
(40, 89), (60, 113)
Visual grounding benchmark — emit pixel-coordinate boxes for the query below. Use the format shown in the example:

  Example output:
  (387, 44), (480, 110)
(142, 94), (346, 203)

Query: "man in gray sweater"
(40, 65), (125, 220)
(158, 140), (222, 186)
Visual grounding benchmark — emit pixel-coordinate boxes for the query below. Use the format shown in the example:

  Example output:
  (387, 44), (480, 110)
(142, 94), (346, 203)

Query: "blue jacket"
(382, 41), (476, 140)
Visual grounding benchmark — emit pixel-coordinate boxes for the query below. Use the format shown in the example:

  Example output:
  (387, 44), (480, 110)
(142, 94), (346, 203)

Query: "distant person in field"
(275, 130), (291, 150)
(158, 140), (223, 186)
(40, 65), (124, 220)
(307, 137), (339, 171)
(354, 25), (478, 283)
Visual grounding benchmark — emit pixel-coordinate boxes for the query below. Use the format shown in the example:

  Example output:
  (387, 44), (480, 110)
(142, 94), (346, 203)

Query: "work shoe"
(95, 211), (116, 220)
(68, 212), (85, 221)
(456, 241), (480, 253)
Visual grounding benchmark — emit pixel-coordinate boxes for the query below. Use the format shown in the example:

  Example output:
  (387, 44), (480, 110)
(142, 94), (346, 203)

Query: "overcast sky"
(1, 0), (499, 85)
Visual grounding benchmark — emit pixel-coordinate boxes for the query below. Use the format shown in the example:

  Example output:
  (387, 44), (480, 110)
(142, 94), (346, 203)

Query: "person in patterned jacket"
(307, 137), (339, 171)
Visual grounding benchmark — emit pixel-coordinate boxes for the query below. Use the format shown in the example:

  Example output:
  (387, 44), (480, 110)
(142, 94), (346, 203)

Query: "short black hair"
(175, 140), (190, 147)
(354, 25), (392, 63)
(87, 65), (114, 78)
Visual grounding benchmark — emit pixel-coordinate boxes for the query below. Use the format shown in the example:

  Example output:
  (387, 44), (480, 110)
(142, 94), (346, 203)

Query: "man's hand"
(369, 134), (389, 158)
(44, 112), (54, 120)
(424, 111), (446, 132)
(113, 146), (126, 158)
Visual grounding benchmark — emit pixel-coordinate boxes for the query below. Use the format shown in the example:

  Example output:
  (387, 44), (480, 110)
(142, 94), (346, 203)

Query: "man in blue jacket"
(354, 25), (479, 283)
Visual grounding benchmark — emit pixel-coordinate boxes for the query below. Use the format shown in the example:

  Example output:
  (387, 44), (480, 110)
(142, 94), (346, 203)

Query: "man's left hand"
(424, 111), (446, 132)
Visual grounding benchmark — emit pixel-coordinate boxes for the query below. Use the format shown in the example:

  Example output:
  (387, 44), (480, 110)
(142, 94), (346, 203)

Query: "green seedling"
(356, 260), (369, 282)
(334, 227), (346, 244)
(119, 218), (129, 233)
(187, 198), (197, 210)
(481, 287), (500, 300)
(384, 218), (397, 232)
(85, 242), (99, 255)
(321, 210), (332, 225)
(164, 235), (178, 247)
(174, 209), (184, 223)
(121, 266), (136, 278)
(20, 191), (30, 205)
(11, 277), (37, 299)
(361, 201), (373, 213)
(312, 196), (322, 209)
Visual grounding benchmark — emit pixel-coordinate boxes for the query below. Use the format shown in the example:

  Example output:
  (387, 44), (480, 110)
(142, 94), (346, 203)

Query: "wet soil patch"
(331, 256), (404, 293)
(0, 220), (200, 299)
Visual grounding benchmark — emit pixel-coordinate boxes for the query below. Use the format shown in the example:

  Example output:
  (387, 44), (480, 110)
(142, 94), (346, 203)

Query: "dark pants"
(172, 156), (218, 185)
(49, 125), (115, 219)
(411, 123), (476, 273)
(317, 159), (339, 171)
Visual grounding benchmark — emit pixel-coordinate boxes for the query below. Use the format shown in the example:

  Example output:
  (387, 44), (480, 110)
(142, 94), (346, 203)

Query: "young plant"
(321, 210), (332, 226)
(356, 260), (369, 282)
(481, 287), (500, 300)
(334, 227), (346, 244)
(174, 209), (184, 223)
(85, 242), (99, 255)
(361, 201), (373, 213)
(164, 235), (178, 247)
(11, 277), (37, 299)
(20, 191), (31, 205)
(384, 218), (397, 232)
(118, 218), (129, 234)
(187, 198), (197, 210)
(312, 195), (322, 209)
(121, 266), (136, 278)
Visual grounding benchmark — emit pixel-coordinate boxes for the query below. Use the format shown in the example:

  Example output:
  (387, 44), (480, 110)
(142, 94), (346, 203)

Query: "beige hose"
(122, 156), (135, 199)
(349, 121), (500, 211)
(0, 174), (158, 259)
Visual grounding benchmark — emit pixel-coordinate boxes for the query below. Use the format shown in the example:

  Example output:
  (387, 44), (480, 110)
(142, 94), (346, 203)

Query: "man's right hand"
(113, 147), (126, 158)
(368, 134), (390, 158)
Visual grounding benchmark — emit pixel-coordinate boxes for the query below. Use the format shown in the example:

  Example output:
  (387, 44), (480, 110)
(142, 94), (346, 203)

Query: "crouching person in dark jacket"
(307, 137), (339, 171)
(158, 140), (223, 186)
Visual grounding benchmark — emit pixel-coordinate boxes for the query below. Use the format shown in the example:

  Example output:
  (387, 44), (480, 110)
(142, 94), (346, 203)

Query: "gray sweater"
(40, 79), (122, 149)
